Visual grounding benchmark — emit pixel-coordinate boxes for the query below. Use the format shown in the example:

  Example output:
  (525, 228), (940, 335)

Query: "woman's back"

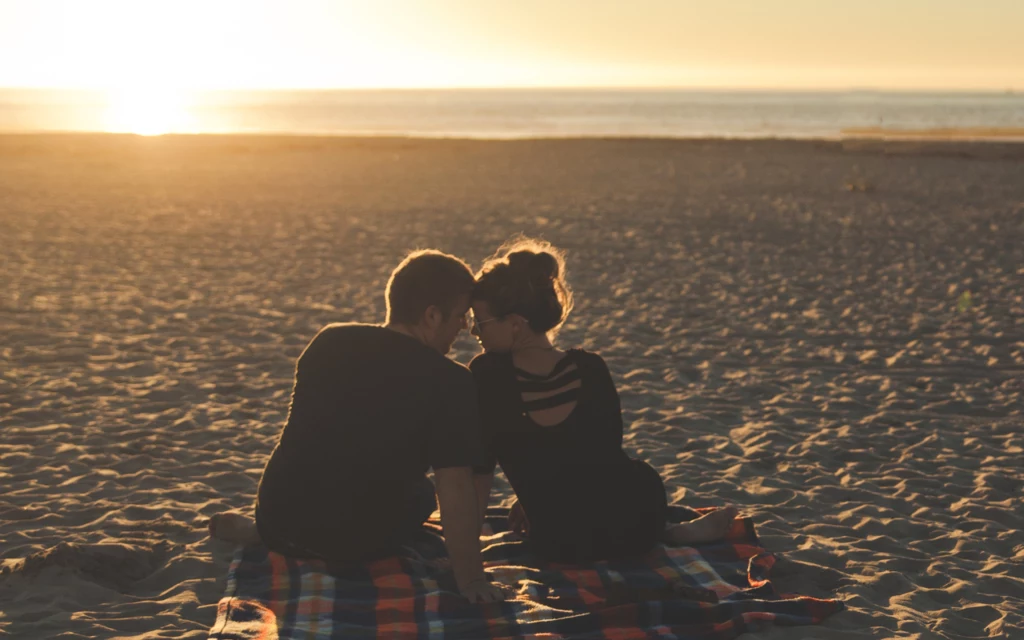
(471, 348), (626, 471)
(513, 349), (582, 428)
(471, 349), (667, 562)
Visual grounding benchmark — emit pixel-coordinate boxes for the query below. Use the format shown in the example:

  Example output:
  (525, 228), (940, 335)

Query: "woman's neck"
(510, 334), (565, 375)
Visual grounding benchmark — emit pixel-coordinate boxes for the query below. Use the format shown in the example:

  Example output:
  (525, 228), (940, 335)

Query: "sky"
(1, 0), (1022, 91)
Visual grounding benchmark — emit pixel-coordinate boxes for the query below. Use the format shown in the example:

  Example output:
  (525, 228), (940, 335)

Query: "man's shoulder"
(436, 354), (473, 378)
(305, 322), (376, 346)
(300, 323), (380, 357)
(314, 322), (381, 338)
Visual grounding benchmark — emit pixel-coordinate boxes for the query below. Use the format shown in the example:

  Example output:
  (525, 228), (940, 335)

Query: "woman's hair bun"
(473, 236), (574, 337)
(507, 249), (559, 282)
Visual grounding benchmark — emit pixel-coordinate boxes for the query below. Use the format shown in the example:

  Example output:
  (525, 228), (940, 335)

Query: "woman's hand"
(508, 499), (529, 536)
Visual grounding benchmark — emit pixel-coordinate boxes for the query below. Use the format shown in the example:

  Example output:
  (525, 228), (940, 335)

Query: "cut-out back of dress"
(515, 355), (581, 427)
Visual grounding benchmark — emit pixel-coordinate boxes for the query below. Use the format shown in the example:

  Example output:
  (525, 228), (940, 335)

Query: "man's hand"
(508, 499), (529, 536)
(459, 577), (508, 604)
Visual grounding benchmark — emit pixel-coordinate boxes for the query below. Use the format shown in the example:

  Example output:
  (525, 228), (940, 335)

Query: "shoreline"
(3, 129), (1024, 143)
(4, 131), (1024, 165)
(4, 130), (1024, 160)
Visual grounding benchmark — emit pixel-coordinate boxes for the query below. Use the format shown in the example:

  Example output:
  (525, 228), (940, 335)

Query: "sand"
(1, 134), (1021, 639)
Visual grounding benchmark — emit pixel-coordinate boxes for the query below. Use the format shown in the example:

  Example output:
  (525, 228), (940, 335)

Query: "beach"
(1, 133), (1022, 639)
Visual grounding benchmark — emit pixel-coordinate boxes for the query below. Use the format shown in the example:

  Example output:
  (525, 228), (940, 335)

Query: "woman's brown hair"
(473, 237), (574, 336)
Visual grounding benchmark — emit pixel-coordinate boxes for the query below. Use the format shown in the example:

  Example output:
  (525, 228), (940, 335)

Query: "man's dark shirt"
(255, 323), (483, 562)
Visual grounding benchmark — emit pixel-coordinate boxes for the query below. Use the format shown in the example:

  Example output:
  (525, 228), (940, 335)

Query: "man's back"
(255, 323), (481, 561)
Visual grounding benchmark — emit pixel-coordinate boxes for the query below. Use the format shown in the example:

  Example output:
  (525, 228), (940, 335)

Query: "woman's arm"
(589, 353), (625, 447)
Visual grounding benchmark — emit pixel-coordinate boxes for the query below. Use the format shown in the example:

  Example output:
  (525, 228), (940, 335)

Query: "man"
(212, 250), (504, 603)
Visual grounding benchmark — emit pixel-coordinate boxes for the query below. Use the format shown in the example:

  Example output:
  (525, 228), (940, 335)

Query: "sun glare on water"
(104, 87), (193, 136)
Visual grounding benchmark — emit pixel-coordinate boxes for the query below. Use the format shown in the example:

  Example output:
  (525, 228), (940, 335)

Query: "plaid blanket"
(208, 507), (843, 639)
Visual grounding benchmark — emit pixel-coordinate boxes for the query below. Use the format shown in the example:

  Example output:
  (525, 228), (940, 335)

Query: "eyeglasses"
(471, 315), (501, 330)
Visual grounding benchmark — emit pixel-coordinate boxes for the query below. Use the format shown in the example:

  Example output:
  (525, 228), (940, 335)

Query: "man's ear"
(423, 305), (444, 330)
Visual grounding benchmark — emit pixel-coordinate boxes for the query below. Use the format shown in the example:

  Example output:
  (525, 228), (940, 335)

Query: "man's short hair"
(386, 250), (475, 325)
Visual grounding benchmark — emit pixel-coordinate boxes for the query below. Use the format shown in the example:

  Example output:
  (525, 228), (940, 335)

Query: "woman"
(210, 238), (737, 562)
(467, 238), (735, 563)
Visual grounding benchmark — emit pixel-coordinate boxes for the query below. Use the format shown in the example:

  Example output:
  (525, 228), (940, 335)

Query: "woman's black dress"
(470, 349), (668, 563)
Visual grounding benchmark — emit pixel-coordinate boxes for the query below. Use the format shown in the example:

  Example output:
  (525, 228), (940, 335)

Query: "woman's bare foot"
(664, 506), (739, 545)
(208, 512), (262, 545)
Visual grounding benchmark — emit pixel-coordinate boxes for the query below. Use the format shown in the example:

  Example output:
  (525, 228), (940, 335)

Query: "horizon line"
(1, 85), (1019, 94)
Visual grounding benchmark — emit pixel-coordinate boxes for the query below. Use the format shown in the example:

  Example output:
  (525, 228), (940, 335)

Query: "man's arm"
(434, 466), (503, 602)
(473, 472), (493, 531)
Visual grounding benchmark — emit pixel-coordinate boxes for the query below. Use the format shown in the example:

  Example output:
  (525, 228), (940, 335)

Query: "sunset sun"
(104, 87), (192, 136)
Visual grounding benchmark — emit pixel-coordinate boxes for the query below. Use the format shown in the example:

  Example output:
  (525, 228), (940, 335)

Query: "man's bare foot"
(208, 512), (262, 545)
(664, 506), (739, 545)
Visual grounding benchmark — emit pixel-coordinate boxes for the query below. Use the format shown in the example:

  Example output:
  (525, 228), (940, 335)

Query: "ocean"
(1, 88), (1021, 139)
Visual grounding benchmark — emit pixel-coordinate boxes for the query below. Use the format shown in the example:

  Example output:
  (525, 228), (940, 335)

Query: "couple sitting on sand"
(208, 238), (737, 603)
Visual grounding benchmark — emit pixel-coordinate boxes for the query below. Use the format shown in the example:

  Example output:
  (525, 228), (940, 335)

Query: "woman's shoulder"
(469, 351), (512, 375)
(470, 348), (611, 378)
(566, 348), (610, 372)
